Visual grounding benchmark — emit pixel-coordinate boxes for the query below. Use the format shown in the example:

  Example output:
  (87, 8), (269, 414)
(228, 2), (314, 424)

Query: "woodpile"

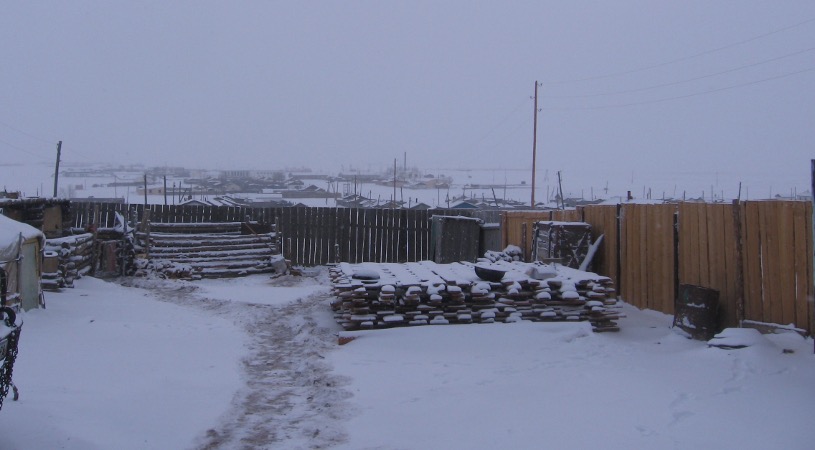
(42, 233), (95, 290)
(134, 222), (281, 279)
(329, 261), (621, 333)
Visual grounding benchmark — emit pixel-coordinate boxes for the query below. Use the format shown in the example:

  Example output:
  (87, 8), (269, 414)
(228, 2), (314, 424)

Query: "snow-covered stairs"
(137, 222), (279, 279)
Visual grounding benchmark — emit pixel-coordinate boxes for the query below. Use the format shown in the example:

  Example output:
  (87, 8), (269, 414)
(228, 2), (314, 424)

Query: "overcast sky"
(2, 1), (814, 193)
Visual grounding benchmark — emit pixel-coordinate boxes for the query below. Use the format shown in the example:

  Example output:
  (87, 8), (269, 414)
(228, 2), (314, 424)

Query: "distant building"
(281, 185), (340, 199)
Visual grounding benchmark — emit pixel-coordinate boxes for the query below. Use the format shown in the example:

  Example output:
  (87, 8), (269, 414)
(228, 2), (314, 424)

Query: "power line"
(544, 47), (815, 99)
(0, 137), (49, 158)
(542, 66), (815, 110)
(470, 98), (530, 147)
(0, 119), (59, 145)
(545, 16), (815, 84)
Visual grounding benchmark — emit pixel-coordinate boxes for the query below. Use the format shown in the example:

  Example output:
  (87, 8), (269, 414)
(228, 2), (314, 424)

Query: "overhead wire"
(469, 98), (530, 149)
(542, 66), (815, 110)
(0, 119), (59, 145)
(0, 137), (50, 158)
(0, 119), (100, 163)
(543, 46), (815, 99)
(545, 16), (815, 84)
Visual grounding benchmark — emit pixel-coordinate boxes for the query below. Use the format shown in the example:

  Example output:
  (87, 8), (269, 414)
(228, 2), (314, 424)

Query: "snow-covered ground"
(0, 272), (813, 449)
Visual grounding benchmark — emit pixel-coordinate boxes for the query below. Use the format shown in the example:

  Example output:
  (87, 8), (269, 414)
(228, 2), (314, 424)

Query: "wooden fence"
(70, 202), (495, 266)
(70, 201), (814, 334)
(501, 201), (814, 335)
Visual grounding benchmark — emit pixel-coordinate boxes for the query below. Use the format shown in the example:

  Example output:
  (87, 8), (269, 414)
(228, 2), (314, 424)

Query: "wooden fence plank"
(743, 202), (762, 322)
(365, 208), (376, 262)
(792, 202), (808, 330)
(619, 205), (631, 305)
(777, 202), (796, 326)
(305, 206), (313, 265)
(662, 204), (676, 314)
(620, 204), (638, 307)
(353, 208), (363, 263)
(642, 205), (653, 310)
(758, 202), (773, 324)
(684, 203), (696, 285)
(677, 203), (690, 286)
(637, 204), (648, 309)
(693, 203), (708, 288)
(398, 210), (408, 262)
(718, 204), (737, 327)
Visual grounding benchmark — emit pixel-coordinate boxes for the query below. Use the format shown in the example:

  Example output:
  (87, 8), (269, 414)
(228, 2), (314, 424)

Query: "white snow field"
(0, 271), (813, 449)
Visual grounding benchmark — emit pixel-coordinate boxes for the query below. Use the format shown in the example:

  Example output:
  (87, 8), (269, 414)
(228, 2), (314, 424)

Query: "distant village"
(4, 162), (810, 209)
(43, 163), (602, 210)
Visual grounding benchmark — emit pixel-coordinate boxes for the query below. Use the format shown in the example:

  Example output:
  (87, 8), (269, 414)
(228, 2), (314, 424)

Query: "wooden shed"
(0, 214), (45, 310)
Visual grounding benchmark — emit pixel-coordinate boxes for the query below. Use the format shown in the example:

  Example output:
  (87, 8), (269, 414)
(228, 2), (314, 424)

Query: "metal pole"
(531, 81), (538, 209)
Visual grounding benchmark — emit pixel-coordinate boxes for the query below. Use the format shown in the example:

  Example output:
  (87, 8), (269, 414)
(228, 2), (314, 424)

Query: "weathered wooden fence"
(501, 201), (815, 335)
(71, 201), (814, 333)
(70, 203), (279, 227)
(70, 203), (496, 266)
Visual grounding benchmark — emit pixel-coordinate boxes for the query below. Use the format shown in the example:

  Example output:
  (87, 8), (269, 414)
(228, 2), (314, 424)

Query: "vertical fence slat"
(778, 202), (796, 326)
(743, 202), (763, 323)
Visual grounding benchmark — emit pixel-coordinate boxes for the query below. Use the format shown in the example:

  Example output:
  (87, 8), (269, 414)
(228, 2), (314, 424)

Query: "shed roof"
(1, 214), (44, 261)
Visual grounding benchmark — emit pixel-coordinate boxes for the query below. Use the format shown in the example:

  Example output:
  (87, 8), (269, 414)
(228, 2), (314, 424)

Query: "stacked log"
(329, 262), (621, 333)
(133, 223), (279, 279)
(43, 233), (94, 290)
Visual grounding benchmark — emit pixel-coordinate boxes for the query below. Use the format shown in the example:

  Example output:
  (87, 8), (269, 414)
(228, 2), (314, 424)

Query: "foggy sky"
(2, 1), (814, 194)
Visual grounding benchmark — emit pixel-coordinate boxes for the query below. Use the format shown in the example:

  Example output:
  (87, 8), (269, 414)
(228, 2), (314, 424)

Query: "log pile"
(329, 261), (621, 333)
(134, 222), (281, 279)
(42, 233), (95, 290)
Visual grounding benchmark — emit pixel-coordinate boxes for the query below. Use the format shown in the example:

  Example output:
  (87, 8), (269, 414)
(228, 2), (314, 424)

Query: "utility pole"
(393, 158), (397, 207)
(163, 175), (168, 205)
(557, 170), (565, 210)
(143, 173), (148, 206)
(53, 140), (62, 197)
(531, 81), (539, 209)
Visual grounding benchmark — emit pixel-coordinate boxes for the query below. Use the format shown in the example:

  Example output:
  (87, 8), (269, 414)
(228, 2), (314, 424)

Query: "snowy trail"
(124, 273), (351, 450)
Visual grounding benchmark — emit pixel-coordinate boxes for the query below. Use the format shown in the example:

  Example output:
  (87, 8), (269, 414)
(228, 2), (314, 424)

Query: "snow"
(0, 276), (246, 449)
(0, 214), (43, 244)
(0, 272), (814, 448)
(0, 214), (44, 261)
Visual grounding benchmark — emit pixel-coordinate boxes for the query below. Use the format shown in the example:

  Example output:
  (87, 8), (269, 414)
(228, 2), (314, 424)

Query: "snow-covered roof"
(0, 214), (43, 243)
(0, 214), (44, 262)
